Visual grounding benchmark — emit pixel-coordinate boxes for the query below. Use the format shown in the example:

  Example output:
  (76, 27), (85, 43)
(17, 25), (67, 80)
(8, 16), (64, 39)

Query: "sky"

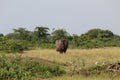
(0, 0), (120, 35)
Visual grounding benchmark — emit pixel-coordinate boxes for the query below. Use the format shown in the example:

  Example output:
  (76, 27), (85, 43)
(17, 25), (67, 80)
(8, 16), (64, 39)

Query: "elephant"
(55, 39), (68, 53)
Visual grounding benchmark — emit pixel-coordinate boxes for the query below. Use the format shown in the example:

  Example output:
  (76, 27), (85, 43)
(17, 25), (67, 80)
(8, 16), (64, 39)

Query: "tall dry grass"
(4, 47), (120, 80)
(22, 47), (120, 66)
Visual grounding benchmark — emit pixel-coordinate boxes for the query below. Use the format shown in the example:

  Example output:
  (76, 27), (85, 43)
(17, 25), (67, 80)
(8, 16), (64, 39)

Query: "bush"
(0, 55), (65, 80)
(7, 40), (31, 53)
(0, 37), (30, 53)
(76, 28), (120, 49)
(8, 42), (24, 53)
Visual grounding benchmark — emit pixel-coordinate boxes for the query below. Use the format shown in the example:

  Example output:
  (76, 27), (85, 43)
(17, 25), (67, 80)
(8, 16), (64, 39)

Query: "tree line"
(0, 26), (120, 53)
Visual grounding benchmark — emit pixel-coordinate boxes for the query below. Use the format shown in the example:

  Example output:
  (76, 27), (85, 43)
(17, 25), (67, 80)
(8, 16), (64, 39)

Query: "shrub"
(0, 55), (65, 80)
(0, 37), (30, 53)
(8, 42), (24, 53)
(77, 28), (120, 49)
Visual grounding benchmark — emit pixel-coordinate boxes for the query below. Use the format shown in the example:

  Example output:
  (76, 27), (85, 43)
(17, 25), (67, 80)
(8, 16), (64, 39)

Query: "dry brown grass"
(22, 47), (120, 66)
(4, 47), (120, 80)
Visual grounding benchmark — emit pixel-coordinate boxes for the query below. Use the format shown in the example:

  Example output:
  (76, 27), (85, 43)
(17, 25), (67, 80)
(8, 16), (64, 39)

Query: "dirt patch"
(22, 57), (67, 66)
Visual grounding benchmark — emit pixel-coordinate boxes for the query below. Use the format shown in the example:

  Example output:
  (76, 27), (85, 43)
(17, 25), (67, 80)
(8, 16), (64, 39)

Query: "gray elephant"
(55, 39), (68, 53)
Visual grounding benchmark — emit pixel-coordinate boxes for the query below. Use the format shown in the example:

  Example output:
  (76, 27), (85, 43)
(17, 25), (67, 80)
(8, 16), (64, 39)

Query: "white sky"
(0, 0), (120, 35)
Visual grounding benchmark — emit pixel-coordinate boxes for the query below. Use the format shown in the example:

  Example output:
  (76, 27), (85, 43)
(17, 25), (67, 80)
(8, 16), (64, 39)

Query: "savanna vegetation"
(0, 26), (120, 80)
(1, 48), (120, 80)
(0, 55), (65, 80)
(1, 26), (120, 52)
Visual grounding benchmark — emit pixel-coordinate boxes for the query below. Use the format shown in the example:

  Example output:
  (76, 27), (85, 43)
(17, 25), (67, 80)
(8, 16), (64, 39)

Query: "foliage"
(77, 28), (120, 48)
(5, 33), (20, 39)
(0, 37), (7, 51)
(2, 27), (120, 49)
(38, 43), (55, 49)
(0, 37), (29, 53)
(51, 29), (70, 42)
(8, 41), (24, 53)
(86, 28), (114, 39)
(33, 26), (50, 43)
(6, 28), (32, 41)
(72, 34), (79, 47)
(0, 33), (4, 37)
(0, 55), (65, 80)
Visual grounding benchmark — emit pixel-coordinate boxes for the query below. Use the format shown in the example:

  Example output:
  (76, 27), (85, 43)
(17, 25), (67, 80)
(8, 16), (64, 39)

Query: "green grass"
(0, 55), (65, 80)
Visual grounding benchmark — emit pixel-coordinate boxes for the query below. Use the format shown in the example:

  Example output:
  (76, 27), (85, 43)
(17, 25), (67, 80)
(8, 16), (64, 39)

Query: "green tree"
(0, 33), (4, 37)
(5, 33), (19, 39)
(6, 27), (32, 41)
(98, 30), (114, 38)
(72, 34), (79, 47)
(86, 28), (114, 39)
(87, 29), (102, 39)
(78, 28), (118, 48)
(13, 27), (31, 41)
(33, 26), (50, 43)
(51, 29), (70, 42)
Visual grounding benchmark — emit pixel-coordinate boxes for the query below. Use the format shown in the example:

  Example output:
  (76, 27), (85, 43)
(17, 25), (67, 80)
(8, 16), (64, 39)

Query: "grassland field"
(23, 47), (120, 66)
(4, 47), (120, 80)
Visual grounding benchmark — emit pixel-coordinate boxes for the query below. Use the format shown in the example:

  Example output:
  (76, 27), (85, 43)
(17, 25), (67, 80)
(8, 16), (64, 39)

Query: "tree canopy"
(1, 27), (120, 53)
(51, 29), (70, 42)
